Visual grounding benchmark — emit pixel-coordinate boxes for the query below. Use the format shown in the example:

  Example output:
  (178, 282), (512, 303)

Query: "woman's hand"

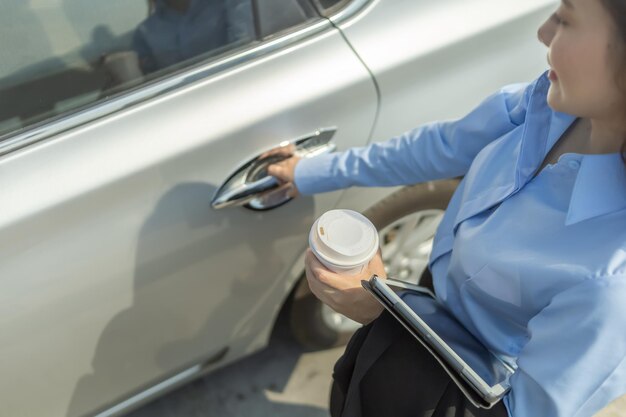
(265, 143), (301, 198)
(304, 249), (387, 325)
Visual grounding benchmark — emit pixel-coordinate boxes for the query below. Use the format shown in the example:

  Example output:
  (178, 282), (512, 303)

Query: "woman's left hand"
(304, 248), (387, 325)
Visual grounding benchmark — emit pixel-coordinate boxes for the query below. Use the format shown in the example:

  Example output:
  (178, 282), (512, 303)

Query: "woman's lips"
(548, 69), (558, 81)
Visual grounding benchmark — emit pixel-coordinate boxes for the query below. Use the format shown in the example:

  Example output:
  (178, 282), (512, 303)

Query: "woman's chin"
(546, 88), (566, 113)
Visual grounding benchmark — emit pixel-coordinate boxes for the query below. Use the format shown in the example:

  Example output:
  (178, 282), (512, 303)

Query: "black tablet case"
(362, 279), (503, 409)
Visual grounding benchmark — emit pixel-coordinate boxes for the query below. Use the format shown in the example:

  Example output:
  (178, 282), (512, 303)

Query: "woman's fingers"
(304, 249), (384, 324)
(267, 157), (297, 179)
(305, 250), (349, 290)
(266, 160), (289, 181)
(305, 251), (341, 307)
(285, 183), (299, 198)
(305, 251), (334, 291)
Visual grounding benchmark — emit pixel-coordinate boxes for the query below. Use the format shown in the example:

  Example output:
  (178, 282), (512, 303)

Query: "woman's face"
(538, 0), (625, 122)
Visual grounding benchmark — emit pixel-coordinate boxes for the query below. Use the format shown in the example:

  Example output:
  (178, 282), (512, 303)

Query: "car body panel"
(0, 23), (378, 417)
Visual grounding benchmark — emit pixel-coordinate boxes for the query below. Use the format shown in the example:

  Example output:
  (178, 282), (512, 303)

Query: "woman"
(269, 1), (626, 416)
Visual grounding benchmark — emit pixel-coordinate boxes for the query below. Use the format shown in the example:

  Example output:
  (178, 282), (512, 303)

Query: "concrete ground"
(128, 313), (625, 417)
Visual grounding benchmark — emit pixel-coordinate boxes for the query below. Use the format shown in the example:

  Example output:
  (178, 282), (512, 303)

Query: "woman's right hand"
(304, 248), (386, 325)
(265, 144), (301, 198)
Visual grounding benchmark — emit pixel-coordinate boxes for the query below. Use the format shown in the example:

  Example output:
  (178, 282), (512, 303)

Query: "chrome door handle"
(211, 127), (337, 210)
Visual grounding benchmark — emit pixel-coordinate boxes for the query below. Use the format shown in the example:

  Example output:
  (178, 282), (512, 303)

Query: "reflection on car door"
(0, 11), (377, 417)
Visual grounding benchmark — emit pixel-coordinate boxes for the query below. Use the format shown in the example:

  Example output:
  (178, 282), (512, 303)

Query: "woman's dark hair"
(601, 0), (626, 164)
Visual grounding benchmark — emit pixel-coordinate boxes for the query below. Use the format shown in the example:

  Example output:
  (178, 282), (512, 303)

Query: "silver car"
(0, 0), (554, 416)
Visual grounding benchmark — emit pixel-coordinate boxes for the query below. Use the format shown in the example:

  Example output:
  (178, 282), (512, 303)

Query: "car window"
(0, 0), (318, 141)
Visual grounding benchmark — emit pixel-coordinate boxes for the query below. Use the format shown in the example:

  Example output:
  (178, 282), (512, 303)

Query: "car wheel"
(289, 179), (460, 349)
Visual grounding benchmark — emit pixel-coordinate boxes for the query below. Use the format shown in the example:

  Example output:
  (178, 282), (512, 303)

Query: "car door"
(0, 1), (377, 416)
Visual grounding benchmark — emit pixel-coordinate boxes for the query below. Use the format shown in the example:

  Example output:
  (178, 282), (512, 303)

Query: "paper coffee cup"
(103, 51), (143, 84)
(309, 209), (379, 275)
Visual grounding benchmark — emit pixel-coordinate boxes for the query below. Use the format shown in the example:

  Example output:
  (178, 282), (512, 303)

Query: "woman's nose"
(537, 18), (555, 47)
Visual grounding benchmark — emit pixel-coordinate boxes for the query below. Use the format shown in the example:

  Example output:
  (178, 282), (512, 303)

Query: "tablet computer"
(362, 275), (515, 409)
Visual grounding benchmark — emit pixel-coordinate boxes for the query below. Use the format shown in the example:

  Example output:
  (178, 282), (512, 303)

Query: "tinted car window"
(135, 0), (256, 74)
(0, 0), (317, 140)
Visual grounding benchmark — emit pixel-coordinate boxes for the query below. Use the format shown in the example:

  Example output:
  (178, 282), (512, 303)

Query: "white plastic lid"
(309, 209), (379, 267)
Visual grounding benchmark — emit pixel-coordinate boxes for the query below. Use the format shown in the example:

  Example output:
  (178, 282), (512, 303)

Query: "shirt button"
(568, 160), (581, 170)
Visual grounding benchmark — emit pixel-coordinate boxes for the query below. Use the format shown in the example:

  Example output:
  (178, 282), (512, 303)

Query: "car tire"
(289, 179), (460, 350)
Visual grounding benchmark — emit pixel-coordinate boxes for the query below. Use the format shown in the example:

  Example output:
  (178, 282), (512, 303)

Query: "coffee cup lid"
(309, 209), (379, 267)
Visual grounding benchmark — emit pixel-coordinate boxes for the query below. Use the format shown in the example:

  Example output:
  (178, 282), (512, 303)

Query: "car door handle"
(211, 127), (337, 210)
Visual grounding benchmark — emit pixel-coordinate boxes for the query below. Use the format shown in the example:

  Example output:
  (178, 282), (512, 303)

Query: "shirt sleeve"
(505, 276), (626, 417)
(294, 80), (535, 195)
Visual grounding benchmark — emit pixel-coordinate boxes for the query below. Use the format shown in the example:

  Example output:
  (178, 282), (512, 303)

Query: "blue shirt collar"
(523, 72), (626, 226)
(566, 153), (626, 225)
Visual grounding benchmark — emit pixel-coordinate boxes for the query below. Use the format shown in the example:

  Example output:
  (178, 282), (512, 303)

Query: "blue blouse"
(295, 72), (626, 417)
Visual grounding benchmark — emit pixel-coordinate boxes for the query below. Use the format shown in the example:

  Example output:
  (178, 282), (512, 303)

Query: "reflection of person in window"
(133, 0), (254, 74)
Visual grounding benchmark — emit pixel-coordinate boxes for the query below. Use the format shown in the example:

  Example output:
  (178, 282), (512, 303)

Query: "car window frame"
(0, 0), (372, 157)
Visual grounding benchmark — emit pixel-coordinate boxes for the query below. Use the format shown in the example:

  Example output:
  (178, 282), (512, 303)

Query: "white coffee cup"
(309, 209), (379, 275)
(103, 51), (143, 85)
